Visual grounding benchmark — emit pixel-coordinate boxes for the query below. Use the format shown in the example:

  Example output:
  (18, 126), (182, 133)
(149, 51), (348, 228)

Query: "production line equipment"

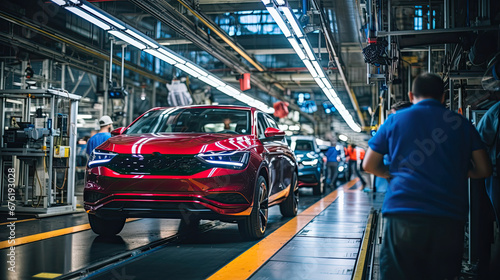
(0, 89), (80, 216)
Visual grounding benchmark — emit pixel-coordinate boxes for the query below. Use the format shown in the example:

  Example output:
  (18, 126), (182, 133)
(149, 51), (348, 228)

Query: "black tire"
(280, 172), (298, 217)
(312, 176), (324, 195)
(238, 176), (268, 240)
(88, 214), (126, 236)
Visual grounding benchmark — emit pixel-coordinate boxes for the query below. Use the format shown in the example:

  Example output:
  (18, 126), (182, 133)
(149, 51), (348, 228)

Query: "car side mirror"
(264, 127), (285, 139)
(111, 127), (126, 136)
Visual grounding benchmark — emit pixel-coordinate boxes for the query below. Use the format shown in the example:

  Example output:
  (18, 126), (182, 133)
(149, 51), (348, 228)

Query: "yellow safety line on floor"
(207, 179), (358, 280)
(0, 218), (140, 250)
(352, 212), (375, 280)
(32, 272), (62, 279)
(0, 218), (36, 226)
(344, 178), (360, 191)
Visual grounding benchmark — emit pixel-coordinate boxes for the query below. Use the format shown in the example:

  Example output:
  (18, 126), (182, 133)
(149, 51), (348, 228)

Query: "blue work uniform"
(86, 132), (111, 156)
(476, 100), (500, 225)
(368, 98), (485, 280)
(324, 147), (338, 162)
(369, 99), (484, 220)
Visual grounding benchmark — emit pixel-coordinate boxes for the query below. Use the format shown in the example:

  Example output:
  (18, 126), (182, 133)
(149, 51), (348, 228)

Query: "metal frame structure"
(0, 89), (80, 216)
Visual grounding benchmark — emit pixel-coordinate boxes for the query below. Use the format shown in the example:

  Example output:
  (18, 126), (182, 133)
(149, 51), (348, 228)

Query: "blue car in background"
(288, 136), (325, 195)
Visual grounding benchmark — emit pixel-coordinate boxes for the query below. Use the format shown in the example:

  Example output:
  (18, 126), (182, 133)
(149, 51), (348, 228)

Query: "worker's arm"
(468, 149), (493, 178)
(362, 148), (391, 179)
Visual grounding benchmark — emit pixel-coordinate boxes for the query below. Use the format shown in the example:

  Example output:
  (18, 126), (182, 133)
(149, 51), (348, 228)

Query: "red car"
(84, 105), (298, 239)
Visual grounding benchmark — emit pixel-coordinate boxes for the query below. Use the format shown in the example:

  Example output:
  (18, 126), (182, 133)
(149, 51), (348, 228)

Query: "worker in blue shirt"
(86, 115), (114, 157)
(476, 101), (500, 228)
(363, 73), (492, 280)
(324, 145), (339, 188)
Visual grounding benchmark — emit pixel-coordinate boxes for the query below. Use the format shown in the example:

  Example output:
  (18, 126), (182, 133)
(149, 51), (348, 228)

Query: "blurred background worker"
(86, 115), (113, 157)
(325, 145), (339, 188)
(167, 76), (192, 106)
(346, 143), (366, 186)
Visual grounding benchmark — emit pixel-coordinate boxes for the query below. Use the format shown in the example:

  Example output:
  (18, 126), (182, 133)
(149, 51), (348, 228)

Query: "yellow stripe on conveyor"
(207, 179), (358, 280)
(352, 212), (375, 280)
(0, 218), (139, 250)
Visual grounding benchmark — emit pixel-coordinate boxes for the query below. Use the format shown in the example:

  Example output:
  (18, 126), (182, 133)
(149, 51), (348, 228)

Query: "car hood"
(98, 133), (258, 155)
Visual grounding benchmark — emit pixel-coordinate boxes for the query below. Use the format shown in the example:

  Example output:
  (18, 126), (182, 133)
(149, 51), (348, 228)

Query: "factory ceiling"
(0, 0), (499, 144)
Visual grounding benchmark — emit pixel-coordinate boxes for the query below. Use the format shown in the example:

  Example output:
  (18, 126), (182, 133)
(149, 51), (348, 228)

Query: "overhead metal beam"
(377, 25), (500, 36)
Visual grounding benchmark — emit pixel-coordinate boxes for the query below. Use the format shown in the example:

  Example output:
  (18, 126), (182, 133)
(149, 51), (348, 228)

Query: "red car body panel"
(84, 105), (296, 221)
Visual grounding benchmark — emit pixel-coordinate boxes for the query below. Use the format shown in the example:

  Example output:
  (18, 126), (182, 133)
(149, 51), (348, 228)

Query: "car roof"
(148, 105), (256, 112)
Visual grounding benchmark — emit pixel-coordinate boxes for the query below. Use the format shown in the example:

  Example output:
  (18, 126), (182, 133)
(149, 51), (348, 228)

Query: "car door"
(257, 112), (282, 198)
(264, 114), (294, 194)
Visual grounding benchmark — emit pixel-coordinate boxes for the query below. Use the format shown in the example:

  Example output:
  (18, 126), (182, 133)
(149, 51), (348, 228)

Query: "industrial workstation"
(0, 0), (499, 279)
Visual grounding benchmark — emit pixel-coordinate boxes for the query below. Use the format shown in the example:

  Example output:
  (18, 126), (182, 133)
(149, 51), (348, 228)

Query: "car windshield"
(125, 108), (251, 135)
(293, 140), (314, 151)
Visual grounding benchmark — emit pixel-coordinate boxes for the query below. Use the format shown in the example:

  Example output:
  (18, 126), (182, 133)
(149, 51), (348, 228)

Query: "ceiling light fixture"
(282, 8), (302, 37)
(143, 49), (176, 64)
(302, 60), (318, 77)
(266, 7), (291, 37)
(108, 31), (146, 49)
(65, 7), (111, 30)
(312, 61), (325, 77)
(185, 62), (208, 77)
(175, 63), (201, 78)
(50, 0), (66, 5)
(80, 4), (126, 29)
(300, 39), (315, 59)
(261, 0), (361, 132)
(207, 76), (226, 87)
(321, 77), (331, 88)
(157, 48), (186, 64)
(217, 85), (241, 97)
(198, 76), (224, 88)
(314, 77), (325, 89)
(287, 38), (305, 60)
(125, 29), (158, 48)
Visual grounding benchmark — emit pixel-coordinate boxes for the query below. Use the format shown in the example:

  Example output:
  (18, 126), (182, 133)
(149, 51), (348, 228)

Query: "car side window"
(264, 114), (278, 129)
(257, 113), (268, 139)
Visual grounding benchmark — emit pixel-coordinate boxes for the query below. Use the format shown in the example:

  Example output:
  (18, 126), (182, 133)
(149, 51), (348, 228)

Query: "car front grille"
(107, 154), (210, 175)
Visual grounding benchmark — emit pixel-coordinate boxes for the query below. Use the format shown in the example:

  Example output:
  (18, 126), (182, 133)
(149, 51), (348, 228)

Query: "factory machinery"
(0, 89), (79, 216)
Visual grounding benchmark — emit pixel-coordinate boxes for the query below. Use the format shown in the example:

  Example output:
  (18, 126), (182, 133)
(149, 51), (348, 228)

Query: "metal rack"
(0, 89), (80, 216)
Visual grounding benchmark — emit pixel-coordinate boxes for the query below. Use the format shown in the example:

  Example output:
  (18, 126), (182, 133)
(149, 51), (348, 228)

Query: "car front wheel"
(238, 176), (268, 240)
(88, 214), (126, 236)
(280, 172), (298, 217)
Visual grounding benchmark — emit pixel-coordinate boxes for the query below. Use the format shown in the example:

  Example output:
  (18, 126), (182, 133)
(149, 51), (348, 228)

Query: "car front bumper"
(297, 164), (321, 187)
(84, 165), (257, 221)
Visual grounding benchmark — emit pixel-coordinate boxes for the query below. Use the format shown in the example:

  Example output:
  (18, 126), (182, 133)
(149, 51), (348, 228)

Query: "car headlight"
(338, 165), (344, 172)
(88, 150), (117, 168)
(302, 159), (318, 166)
(196, 151), (250, 170)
